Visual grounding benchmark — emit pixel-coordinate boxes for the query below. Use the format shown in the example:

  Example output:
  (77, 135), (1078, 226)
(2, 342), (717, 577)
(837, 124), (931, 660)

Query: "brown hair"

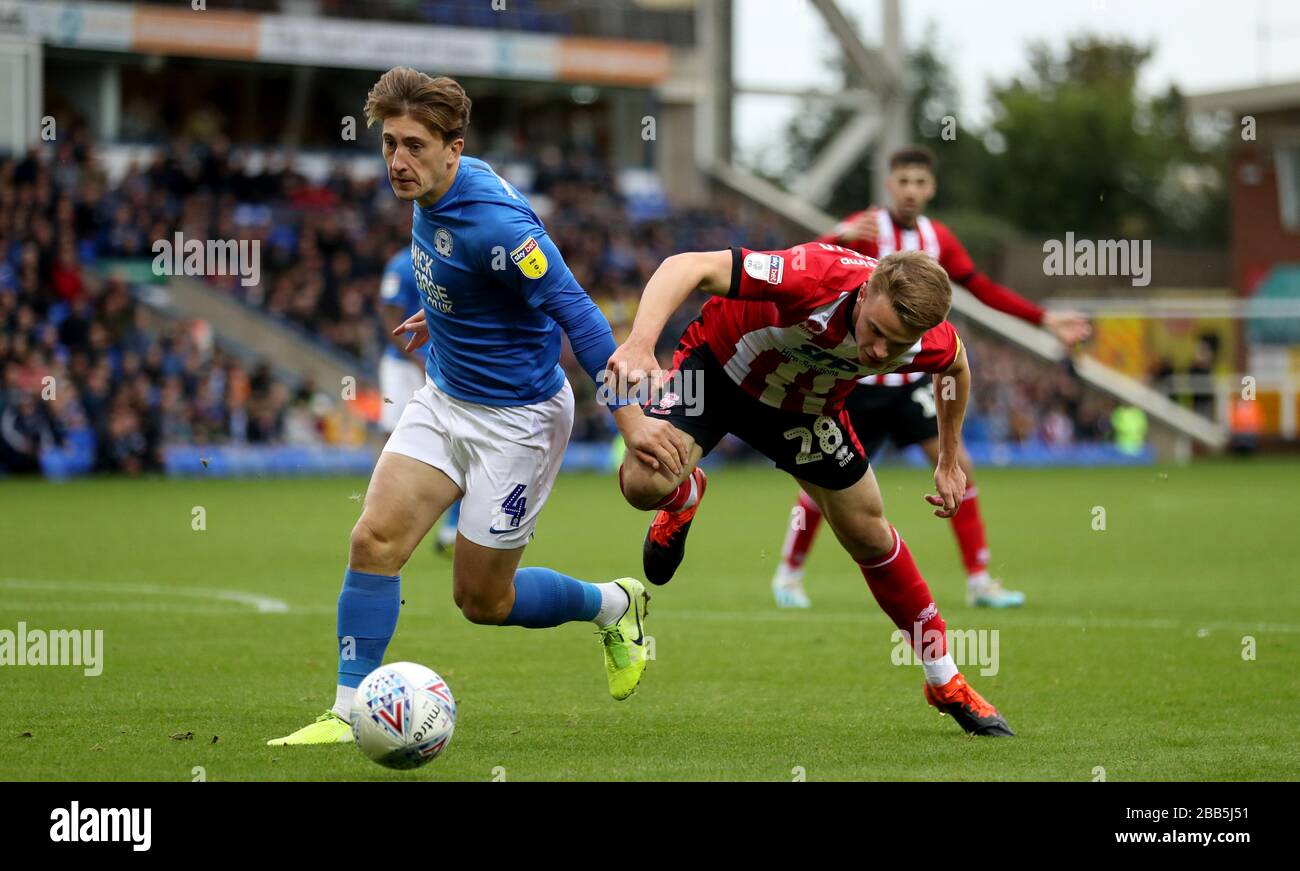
(364, 68), (471, 143)
(866, 250), (951, 332)
(888, 145), (936, 172)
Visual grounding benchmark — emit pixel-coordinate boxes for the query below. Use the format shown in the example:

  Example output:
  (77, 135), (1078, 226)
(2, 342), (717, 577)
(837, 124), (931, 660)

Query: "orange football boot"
(642, 467), (707, 585)
(924, 672), (1014, 737)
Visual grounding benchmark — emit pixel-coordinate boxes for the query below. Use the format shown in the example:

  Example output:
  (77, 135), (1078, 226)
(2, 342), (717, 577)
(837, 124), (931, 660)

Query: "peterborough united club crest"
(434, 227), (453, 258)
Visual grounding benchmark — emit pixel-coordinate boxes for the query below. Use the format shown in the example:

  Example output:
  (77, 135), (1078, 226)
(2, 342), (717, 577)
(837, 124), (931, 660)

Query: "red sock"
(949, 481), (989, 576)
(646, 467), (704, 513)
(857, 526), (948, 660)
(781, 490), (823, 570)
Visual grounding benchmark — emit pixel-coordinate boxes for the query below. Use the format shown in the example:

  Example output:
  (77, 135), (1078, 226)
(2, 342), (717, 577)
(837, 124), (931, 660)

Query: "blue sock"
(502, 567), (601, 628)
(337, 568), (401, 689)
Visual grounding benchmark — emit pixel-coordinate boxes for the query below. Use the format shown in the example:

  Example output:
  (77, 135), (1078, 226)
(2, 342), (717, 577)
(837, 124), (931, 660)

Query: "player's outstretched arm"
(939, 225), (1092, 348)
(926, 344), (970, 519)
(523, 263), (692, 476)
(1040, 310), (1093, 346)
(607, 250), (732, 384)
(601, 250), (731, 475)
(966, 270), (1092, 347)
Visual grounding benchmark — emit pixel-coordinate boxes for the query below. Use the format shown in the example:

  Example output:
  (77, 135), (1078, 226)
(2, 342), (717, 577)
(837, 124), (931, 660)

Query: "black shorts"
(643, 343), (870, 490)
(842, 376), (940, 457)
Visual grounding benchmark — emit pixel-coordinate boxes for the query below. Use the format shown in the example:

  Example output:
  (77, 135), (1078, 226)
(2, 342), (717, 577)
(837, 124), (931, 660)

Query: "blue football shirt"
(410, 155), (606, 407)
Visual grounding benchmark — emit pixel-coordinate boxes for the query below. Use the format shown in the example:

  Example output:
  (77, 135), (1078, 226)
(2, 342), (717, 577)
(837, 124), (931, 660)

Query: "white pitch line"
(0, 578), (291, 614)
(1, 578), (1295, 636)
(661, 608), (1300, 635)
(0, 600), (267, 616)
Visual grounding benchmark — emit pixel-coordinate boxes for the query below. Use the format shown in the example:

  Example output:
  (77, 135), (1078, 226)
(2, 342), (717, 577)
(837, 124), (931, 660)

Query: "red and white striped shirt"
(675, 244), (961, 415)
(827, 209), (1039, 313)
(823, 209), (1044, 388)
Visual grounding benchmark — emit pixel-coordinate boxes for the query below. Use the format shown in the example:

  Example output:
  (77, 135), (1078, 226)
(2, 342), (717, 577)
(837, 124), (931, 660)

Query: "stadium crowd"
(2, 131), (1115, 475)
(0, 129), (352, 474)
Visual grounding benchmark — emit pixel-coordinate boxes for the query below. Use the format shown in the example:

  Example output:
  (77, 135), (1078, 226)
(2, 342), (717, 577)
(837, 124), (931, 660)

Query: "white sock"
(922, 653), (959, 687)
(332, 684), (355, 720)
(436, 524), (458, 547)
(593, 582), (631, 627)
(773, 563), (805, 589)
(681, 474), (700, 511)
(967, 570), (991, 590)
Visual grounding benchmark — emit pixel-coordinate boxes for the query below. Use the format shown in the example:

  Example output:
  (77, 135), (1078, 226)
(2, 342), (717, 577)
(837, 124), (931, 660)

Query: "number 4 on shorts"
(500, 484), (527, 529)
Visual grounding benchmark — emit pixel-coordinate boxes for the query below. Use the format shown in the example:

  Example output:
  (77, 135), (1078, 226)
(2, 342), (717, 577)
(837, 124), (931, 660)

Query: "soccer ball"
(351, 662), (456, 770)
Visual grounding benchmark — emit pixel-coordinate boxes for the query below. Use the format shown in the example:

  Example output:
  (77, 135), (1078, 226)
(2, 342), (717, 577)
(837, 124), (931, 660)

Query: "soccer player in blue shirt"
(270, 69), (688, 745)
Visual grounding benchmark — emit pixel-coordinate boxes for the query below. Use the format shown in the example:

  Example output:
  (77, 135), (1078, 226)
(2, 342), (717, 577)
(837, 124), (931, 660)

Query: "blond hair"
(364, 67), (471, 142)
(867, 250), (952, 332)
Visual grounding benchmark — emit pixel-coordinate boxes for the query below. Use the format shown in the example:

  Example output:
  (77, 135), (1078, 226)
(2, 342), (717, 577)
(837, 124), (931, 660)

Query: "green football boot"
(598, 578), (650, 701)
(267, 710), (354, 746)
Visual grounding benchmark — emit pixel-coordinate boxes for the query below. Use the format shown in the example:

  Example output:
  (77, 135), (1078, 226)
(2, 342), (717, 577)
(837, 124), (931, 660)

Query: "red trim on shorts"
(839, 406), (866, 457)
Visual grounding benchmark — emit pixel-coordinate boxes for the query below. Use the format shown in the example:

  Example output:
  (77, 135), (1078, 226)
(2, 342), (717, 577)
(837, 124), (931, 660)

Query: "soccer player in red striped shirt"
(771, 145), (1092, 610)
(608, 245), (1013, 737)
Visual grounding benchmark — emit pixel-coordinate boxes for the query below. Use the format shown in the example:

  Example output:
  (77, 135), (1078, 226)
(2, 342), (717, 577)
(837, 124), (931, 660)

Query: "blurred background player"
(379, 242), (460, 554)
(771, 145), (1093, 610)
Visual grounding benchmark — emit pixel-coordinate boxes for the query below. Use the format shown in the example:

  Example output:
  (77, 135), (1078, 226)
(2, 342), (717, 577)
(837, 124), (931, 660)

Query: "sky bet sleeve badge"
(510, 237), (549, 279)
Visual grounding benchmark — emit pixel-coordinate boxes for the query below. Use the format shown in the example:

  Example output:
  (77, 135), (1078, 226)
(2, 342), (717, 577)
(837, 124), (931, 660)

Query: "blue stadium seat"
(39, 427), (97, 480)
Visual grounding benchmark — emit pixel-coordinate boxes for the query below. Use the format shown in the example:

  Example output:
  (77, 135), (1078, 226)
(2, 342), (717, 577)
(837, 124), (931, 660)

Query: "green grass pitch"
(2, 458), (1298, 781)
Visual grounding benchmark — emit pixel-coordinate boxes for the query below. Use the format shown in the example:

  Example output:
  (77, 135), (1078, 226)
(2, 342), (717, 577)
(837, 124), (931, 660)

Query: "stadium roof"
(1188, 80), (1300, 114)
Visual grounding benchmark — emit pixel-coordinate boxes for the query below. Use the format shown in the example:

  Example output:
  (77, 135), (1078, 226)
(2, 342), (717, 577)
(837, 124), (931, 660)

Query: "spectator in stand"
(0, 390), (60, 473)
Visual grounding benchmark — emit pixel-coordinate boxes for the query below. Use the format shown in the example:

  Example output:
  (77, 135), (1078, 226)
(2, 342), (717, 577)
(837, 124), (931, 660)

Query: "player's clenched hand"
(1043, 310), (1092, 348)
(613, 407), (688, 477)
(839, 206), (880, 243)
(926, 462), (966, 518)
(605, 340), (662, 397)
(392, 309), (429, 353)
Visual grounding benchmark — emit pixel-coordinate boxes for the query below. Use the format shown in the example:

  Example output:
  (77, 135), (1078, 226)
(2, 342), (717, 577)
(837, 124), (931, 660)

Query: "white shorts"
(379, 355), (428, 433)
(382, 376), (575, 549)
